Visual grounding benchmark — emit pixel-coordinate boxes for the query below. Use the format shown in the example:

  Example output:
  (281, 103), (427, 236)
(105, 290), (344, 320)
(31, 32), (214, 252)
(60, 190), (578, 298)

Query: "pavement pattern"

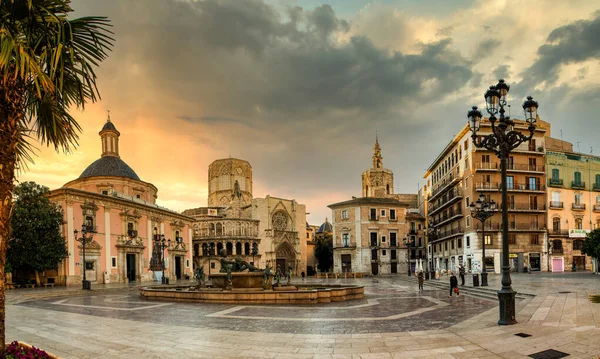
(5, 272), (600, 358)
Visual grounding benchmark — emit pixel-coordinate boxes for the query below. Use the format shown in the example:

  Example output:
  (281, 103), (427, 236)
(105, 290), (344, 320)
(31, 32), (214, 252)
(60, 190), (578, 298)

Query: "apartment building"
(545, 137), (599, 272)
(329, 138), (423, 275)
(424, 118), (550, 274)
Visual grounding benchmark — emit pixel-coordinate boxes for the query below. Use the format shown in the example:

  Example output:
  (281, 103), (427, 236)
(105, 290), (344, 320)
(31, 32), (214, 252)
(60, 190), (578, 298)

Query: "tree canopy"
(582, 229), (600, 273)
(314, 232), (333, 273)
(8, 182), (68, 273)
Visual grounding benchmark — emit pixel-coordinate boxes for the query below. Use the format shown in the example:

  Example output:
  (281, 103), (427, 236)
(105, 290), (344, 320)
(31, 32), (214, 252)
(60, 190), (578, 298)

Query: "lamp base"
(162, 277), (170, 285)
(497, 288), (517, 325)
(480, 272), (489, 286)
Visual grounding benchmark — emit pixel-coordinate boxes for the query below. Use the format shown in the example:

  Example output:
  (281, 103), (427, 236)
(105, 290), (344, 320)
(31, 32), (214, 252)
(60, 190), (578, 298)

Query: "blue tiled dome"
(79, 156), (140, 181)
(317, 218), (332, 234)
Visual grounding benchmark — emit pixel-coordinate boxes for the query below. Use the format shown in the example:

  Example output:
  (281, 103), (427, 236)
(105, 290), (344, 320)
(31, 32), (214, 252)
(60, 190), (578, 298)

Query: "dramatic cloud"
(520, 11), (600, 89)
(17, 0), (600, 224)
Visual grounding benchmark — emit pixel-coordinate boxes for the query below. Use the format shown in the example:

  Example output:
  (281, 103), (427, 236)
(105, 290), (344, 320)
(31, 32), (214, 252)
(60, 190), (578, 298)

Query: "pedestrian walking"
(449, 272), (459, 298)
(301, 271), (305, 280)
(459, 265), (465, 286)
(417, 271), (424, 292)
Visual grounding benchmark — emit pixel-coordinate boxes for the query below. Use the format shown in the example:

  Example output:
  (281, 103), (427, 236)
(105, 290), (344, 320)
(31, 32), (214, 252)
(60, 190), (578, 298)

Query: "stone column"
(188, 227), (193, 273)
(147, 220), (153, 266)
(105, 209), (111, 277)
(67, 204), (75, 276)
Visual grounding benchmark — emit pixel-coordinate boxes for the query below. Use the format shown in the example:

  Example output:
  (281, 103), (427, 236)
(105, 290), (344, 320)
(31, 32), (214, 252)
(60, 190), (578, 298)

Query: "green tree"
(8, 182), (68, 286)
(314, 233), (333, 273)
(0, 0), (112, 347)
(582, 228), (600, 274)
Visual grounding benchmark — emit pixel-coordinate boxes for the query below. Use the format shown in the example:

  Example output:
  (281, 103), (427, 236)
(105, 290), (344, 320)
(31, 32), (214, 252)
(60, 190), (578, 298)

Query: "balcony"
(476, 162), (498, 170)
(507, 222), (546, 231)
(476, 182), (499, 191)
(507, 163), (545, 173)
(552, 247), (564, 254)
(548, 178), (563, 187)
(594, 204), (600, 212)
(409, 229), (417, 235)
(548, 229), (568, 236)
(549, 201), (564, 209)
(428, 188), (463, 215)
(435, 227), (464, 241)
(501, 203), (546, 212)
(509, 183), (545, 192)
(512, 143), (545, 154)
(430, 172), (461, 200)
(572, 203), (586, 211)
(594, 183), (600, 192)
(434, 208), (463, 227)
(571, 181), (586, 190)
(476, 222), (500, 231)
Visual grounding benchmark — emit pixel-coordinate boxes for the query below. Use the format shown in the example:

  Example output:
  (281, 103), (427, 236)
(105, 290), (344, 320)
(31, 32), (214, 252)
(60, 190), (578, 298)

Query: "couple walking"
(449, 265), (465, 298)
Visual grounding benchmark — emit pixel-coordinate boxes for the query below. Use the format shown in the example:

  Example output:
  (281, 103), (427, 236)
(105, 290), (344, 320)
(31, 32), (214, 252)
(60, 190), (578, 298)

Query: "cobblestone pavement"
(6, 273), (600, 358)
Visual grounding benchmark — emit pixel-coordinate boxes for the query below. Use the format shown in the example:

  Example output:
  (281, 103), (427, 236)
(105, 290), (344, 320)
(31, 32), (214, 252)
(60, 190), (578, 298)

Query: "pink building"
(49, 116), (192, 285)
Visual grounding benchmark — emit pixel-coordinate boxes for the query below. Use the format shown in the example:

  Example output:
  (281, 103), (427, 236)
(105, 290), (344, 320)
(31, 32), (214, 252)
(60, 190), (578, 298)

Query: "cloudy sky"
(18, 0), (600, 224)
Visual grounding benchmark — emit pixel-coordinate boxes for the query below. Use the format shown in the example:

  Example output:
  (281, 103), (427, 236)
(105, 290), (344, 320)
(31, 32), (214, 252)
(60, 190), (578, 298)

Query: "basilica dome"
(79, 156), (140, 180)
(317, 218), (332, 234)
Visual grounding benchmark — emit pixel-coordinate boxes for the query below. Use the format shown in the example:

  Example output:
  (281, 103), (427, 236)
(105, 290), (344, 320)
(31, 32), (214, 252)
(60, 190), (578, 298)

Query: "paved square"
(6, 273), (600, 358)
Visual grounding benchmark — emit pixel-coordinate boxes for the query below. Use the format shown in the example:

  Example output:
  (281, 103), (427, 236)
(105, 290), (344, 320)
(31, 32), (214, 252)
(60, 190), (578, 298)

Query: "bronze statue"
(287, 264), (293, 285)
(275, 264), (283, 286)
(194, 267), (205, 288)
(219, 249), (235, 287)
(263, 264), (272, 288)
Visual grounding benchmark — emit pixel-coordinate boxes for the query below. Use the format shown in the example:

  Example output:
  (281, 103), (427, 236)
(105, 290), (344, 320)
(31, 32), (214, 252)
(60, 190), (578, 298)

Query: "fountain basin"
(210, 272), (269, 289)
(139, 284), (364, 304)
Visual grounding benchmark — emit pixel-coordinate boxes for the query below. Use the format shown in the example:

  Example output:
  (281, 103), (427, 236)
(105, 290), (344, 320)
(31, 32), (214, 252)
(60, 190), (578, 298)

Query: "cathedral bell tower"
(361, 136), (394, 198)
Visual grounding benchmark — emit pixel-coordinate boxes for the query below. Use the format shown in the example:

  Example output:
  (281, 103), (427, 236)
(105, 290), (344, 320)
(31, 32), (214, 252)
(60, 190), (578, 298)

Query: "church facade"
(186, 158), (308, 276)
(49, 117), (193, 286)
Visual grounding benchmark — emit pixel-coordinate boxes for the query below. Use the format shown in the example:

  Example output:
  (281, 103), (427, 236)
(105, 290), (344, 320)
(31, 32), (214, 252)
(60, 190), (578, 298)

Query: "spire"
(372, 135), (382, 169)
(107, 109), (111, 122)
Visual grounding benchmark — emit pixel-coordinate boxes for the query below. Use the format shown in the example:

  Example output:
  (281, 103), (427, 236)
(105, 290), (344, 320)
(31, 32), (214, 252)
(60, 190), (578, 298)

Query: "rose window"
(272, 211), (288, 231)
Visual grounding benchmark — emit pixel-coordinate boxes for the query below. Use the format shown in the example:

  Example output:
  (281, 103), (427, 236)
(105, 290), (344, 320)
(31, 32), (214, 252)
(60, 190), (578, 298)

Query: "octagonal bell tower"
(207, 158), (253, 207)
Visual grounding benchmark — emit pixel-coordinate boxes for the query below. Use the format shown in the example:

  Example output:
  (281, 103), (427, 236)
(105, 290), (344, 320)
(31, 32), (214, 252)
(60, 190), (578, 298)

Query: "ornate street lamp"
(207, 242), (215, 276)
(469, 194), (496, 286)
(467, 78), (538, 325)
(251, 243), (259, 266)
(152, 228), (171, 284)
(74, 224), (95, 290)
(403, 237), (415, 276)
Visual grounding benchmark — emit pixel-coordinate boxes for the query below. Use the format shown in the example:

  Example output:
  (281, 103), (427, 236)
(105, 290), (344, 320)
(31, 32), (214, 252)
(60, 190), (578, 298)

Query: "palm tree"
(0, 0), (112, 347)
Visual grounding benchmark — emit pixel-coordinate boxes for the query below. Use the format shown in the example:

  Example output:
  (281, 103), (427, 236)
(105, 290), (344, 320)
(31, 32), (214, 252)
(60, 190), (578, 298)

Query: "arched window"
(552, 168), (559, 179)
(573, 240), (583, 251)
(216, 223), (222, 236)
(209, 242), (215, 255)
(365, 185), (369, 197)
(195, 243), (200, 257)
(210, 223), (215, 235)
(217, 242), (223, 254)
(386, 184), (390, 194)
(245, 242), (250, 255)
(575, 218), (583, 229)
(235, 242), (242, 255)
(226, 242), (233, 255)
(552, 217), (561, 231)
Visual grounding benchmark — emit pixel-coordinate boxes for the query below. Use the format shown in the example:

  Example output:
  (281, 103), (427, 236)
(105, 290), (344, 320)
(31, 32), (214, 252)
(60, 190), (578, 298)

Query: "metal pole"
(162, 242), (166, 284)
(82, 238), (86, 289)
(498, 154), (516, 325)
(481, 218), (488, 286)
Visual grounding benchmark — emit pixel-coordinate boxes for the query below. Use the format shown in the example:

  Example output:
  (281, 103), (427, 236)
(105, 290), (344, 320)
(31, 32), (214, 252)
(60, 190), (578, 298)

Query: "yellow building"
(545, 137), (599, 272)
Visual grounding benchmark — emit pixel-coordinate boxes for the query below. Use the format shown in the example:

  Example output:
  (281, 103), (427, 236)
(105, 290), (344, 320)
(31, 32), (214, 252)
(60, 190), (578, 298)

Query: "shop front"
(529, 253), (541, 271)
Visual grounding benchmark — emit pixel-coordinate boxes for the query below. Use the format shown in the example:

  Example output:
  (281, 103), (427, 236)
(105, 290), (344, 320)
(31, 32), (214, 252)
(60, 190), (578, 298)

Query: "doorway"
(529, 253), (541, 271)
(371, 262), (379, 275)
(573, 256), (586, 270)
(552, 257), (564, 272)
(126, 253), (136, 282)
(341, 254), (351, 273)
(276, 259), (286, 274)
(391, 262), (397, 273)
(175, 256), (182, 279)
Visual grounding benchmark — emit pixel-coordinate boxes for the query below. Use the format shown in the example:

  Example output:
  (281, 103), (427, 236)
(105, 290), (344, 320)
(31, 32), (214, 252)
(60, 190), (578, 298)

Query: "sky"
(17, 0), (600, 225)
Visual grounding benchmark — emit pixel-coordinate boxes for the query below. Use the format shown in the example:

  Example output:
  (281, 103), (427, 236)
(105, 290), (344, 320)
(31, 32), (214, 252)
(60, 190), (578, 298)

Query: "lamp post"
(208, 242), (215, 276)
(152, 230), (171, 284)
(467, 78), (539, 325)
(251, 243), (259, 266)
(74, 224), (94, 290)
(469, 193), (496, 286)
(404, 237), (414, 276)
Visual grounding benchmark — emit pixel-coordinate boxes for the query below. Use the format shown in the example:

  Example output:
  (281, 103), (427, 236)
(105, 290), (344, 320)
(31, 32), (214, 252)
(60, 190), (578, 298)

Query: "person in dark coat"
(417, 271), (424, 292)
(459, 265), (466, 286)
(449, 272), (459, 297)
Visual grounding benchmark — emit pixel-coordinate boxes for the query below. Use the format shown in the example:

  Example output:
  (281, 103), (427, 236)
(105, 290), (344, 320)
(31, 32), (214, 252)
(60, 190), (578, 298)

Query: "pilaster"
(67, 205), (75, 275)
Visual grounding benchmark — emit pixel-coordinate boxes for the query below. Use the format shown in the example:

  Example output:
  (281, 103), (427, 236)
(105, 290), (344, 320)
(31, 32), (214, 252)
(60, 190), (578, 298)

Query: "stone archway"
(275, 241), (297, 274)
